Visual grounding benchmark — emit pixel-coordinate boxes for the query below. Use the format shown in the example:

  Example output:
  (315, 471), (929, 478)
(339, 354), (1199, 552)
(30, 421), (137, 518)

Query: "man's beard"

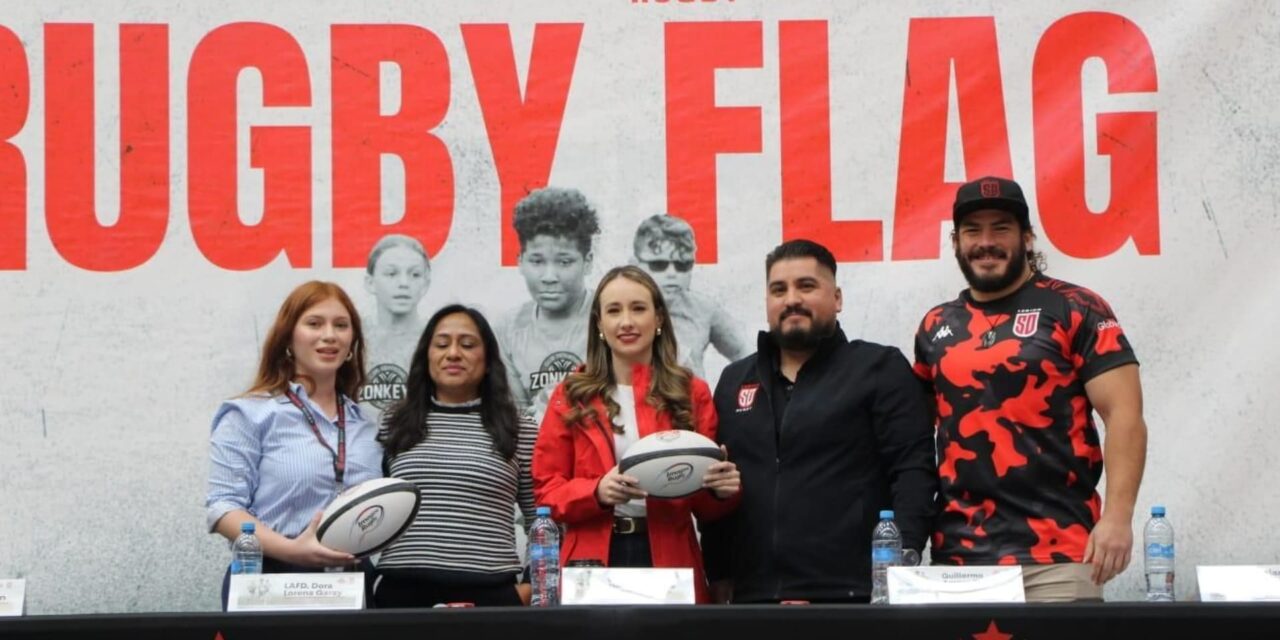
(956, 240), (1028, 294)
(770, 308), (836, 350)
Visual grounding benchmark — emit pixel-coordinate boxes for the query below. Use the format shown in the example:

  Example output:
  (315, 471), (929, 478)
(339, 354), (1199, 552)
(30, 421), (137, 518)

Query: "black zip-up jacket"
(701, 326), (937, 603)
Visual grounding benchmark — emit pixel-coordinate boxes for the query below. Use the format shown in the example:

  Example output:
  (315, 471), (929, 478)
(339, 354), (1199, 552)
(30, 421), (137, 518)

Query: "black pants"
(608, 532), (653, 567)
(373, 573), (523, 608)
(220, 557), (375, 611)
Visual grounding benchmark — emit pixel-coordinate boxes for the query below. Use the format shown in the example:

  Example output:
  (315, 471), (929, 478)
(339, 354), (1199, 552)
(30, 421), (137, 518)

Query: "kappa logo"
(932, 324), (953, 342)
(1013, 308), (1041, 337)
(736, 384), (759, 412)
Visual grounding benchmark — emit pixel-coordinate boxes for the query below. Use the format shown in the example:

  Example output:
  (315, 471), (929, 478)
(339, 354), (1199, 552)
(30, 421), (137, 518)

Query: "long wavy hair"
(561, 266), (694, 432)
(246, 281), (366, 400)
(378, 305), (521, 460)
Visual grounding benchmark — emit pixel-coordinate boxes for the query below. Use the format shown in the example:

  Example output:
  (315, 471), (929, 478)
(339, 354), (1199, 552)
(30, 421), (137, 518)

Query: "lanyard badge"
(283, 389), (347, 488)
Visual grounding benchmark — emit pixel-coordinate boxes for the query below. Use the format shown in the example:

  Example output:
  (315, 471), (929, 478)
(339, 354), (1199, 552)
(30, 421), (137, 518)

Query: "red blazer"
(532, 365), (740, 603)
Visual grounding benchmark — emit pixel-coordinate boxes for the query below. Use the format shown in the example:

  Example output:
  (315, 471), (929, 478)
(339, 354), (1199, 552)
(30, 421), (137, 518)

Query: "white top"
(611, 385), (646, 518)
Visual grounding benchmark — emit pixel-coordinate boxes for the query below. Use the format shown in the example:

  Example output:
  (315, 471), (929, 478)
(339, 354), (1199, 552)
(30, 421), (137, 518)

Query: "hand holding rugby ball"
(619, 430), (727, 499)
(316, 478), (421, 557)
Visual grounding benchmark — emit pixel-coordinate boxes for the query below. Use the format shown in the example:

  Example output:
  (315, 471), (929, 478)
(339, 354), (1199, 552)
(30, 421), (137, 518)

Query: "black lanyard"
(284, 388), (347, 487)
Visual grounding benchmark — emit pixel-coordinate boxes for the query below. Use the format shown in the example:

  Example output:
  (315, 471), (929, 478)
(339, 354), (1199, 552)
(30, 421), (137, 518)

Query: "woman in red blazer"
(533, 266), (741, 603)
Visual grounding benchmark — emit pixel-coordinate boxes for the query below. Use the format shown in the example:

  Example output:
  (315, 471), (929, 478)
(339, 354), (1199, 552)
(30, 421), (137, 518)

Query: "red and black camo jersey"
(913, 274), (1137, 565)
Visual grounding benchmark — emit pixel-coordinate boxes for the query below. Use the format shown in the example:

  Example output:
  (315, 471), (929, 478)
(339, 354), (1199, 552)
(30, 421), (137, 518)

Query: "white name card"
(0, 579), (26, 617)
(227, 573), (364, 612)
(561, 567), (695, 605)
(888, 565), (1025, 604)
(1197, 565), (1280, 602)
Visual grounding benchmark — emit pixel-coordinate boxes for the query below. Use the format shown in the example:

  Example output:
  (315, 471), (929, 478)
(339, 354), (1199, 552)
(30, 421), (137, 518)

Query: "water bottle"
(1143, 505), (1175, 602)
(528, 506), (561, 607)
(231, 521), (263, 575)
(870, 510), (902, 604)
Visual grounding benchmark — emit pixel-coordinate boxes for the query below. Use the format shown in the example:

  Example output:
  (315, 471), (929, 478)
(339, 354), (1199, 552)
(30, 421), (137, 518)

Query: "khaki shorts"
(1021, 563), (1103, 602)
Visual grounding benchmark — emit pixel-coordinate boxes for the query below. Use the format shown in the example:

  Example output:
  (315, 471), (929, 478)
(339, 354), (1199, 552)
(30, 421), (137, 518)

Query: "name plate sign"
(0, 579), (26, 617)
(227, 573), (364, 611)
(561, 567), (695, 605)
(888, 565), (1025, 604)
(1197, 565), (1280, 602)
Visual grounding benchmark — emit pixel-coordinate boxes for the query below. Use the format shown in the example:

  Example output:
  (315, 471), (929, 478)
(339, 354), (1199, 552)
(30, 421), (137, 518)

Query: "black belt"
(613, 516), (647, 535)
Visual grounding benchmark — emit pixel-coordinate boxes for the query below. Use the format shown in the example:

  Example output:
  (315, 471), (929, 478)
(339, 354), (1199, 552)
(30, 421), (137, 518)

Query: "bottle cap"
(536, 506), (551, 517)
(879, 510), (894, 520)
(1151, 505), (1166, 517)
(241, 521), (256, 534)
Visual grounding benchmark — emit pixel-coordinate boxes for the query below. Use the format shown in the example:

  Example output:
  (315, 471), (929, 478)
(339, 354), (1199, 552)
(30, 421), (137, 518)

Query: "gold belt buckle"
(615, 517), (637, 535)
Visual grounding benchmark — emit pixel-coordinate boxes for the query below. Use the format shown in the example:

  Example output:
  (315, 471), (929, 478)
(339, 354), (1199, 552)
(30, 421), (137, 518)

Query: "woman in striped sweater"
(373, 304), (538, 607)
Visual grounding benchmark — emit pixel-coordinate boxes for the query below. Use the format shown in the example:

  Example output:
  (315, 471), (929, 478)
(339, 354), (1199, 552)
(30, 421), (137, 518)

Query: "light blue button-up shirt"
(206, 382), (383, 538)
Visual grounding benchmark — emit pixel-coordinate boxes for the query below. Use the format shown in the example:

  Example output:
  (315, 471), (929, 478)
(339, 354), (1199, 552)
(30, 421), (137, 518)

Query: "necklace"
(973, 271), (1032, 348)
(978, 309), (1005, 348)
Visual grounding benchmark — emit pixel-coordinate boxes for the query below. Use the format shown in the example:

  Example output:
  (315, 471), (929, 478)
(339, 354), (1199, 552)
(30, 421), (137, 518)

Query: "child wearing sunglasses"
(632, 214), (750, 378)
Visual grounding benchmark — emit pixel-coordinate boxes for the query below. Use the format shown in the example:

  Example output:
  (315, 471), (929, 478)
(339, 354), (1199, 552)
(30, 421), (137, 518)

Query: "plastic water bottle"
(1144, 505), (1175, 602)
(870, 510), (902, 604)
(231, 521), (263, 575)
(528, 506), (561, 607)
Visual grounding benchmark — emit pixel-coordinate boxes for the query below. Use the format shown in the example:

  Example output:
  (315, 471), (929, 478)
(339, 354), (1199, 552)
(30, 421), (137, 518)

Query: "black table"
(4, 603), (1279, 639)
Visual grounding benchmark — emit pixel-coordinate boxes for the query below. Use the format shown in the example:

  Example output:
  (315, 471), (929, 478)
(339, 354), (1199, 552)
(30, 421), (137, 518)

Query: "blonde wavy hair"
(561, 266), (693, 432)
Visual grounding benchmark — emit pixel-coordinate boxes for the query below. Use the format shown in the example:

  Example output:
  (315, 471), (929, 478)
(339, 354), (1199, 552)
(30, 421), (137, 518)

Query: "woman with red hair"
(206, 281), (383, 607)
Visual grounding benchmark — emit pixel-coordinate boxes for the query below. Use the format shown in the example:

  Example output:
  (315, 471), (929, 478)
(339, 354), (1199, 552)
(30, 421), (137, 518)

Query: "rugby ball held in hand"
(316, 478), (421, 557)
(619, 430), (724, 499)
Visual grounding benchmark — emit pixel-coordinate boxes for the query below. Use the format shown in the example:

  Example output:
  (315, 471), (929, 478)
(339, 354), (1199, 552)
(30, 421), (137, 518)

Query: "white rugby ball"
(316, 478), (421, 557)
(619, 430), (724, 499)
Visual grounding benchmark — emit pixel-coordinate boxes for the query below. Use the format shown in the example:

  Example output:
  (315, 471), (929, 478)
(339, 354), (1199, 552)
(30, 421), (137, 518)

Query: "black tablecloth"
(4, 603), (1280, 640)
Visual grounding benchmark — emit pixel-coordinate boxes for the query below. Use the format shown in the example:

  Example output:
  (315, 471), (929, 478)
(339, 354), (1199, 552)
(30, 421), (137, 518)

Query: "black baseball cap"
(953, 176), (1030, 228)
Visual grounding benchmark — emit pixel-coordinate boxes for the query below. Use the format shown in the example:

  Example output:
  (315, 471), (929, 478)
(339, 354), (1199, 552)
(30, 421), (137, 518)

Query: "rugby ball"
(316, 478), (421, 557)
(619, 430), (724, 499)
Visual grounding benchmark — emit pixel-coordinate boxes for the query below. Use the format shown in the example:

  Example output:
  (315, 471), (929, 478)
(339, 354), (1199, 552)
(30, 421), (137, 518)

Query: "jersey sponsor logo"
(360, 363), (408, 410)
(529, 351), (583, 391)
(1013, 308), (1041, 337)
(736, 383), (759, 412)
(932, 324), (954, 342)
(1096, 319), (1121, 331)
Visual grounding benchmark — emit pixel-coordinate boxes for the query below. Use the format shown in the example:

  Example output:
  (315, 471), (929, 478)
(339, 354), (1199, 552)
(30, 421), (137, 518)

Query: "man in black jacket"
(702, 239), (937, 603)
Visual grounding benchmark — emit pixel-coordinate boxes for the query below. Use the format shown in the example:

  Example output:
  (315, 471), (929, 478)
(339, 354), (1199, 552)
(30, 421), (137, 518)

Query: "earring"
(598, 332), (605, 341)
(345, 351), (354, 362)
(285, 347), (293, 359)
(656, 327), (662, 336)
